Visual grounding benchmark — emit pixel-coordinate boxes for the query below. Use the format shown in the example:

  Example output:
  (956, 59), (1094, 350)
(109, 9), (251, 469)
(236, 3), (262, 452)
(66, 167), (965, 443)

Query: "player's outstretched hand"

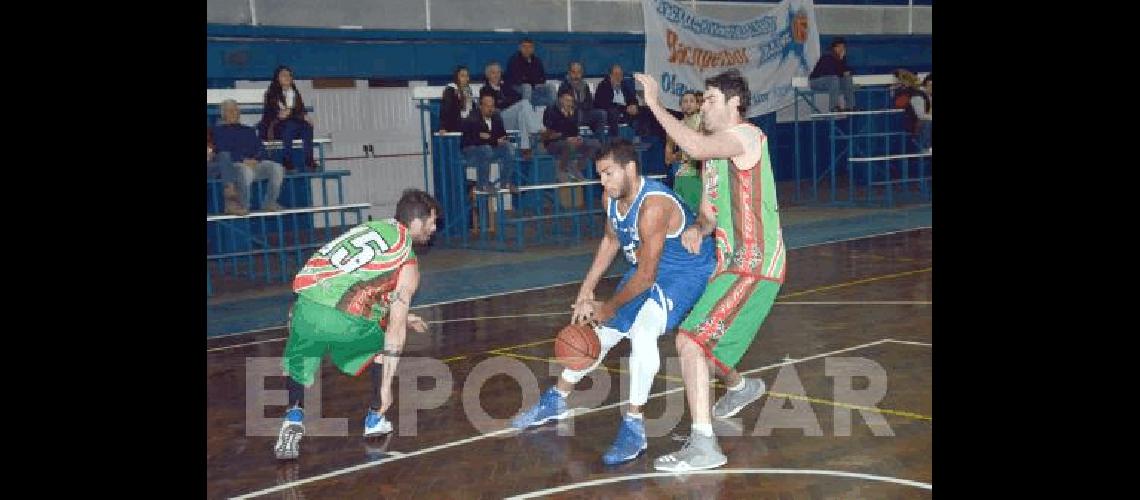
(633, 73), (660, 104)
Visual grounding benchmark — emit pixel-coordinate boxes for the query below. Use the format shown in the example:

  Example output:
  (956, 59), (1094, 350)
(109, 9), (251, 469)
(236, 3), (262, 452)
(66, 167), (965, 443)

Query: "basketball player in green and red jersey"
(635, 69), (787, 471)
(273, 189), (440, 460)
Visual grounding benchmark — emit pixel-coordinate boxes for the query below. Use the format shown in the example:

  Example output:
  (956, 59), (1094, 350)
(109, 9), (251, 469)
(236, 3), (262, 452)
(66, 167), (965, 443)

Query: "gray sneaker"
(712, 377), (766, 419)
(654, 431), (727, 472)
(274, 421), (304, 460)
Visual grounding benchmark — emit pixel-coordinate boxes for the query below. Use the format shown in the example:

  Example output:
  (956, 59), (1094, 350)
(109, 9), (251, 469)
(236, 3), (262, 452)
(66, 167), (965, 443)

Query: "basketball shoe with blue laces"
(602, 414), (647, 465)
(511, 387), (570, 429)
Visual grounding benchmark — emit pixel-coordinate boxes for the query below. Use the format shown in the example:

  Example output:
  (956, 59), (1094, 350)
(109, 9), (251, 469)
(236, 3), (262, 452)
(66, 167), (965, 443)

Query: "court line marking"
(885, 339), (932, 348)
(229, 338), (893, 499)
(207, 273), (932, 354)
(779, 301), (930, 305)
(780, 268), (930, 299)
(767, 392), (931, 421)
(206, 337), (287, 353)
(493, 350), (709, 387)
(207, 314), (573, 353)
(505, 468), (931, 498)
(209, 226), (932, 340)
(496, 349), (930, 422)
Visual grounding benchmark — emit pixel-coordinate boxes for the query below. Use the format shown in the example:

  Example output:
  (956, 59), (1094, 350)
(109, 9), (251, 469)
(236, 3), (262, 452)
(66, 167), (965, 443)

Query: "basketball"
(554, 323), (601, 371)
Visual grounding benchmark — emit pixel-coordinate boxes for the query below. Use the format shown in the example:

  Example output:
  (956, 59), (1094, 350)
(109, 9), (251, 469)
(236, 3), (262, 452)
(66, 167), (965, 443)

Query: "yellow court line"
(779, 267), (932, 299)
(433, 268), (933, 364)
(768, 391), (932, 422)
(494, 350), (706, 389)
(440, 338), (556, 364)
(493, 350), (931, 422)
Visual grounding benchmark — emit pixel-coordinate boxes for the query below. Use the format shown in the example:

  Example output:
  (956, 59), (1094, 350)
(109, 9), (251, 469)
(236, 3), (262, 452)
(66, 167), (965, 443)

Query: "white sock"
(626, 411), (643, 420)
(553, 386), (570, 398)
(692, 422), (714, 436)
(728, 378), (746, 391)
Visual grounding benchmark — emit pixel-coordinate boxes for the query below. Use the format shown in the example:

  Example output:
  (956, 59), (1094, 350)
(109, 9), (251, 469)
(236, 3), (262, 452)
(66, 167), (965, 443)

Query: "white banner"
(641, 0), (820, 118)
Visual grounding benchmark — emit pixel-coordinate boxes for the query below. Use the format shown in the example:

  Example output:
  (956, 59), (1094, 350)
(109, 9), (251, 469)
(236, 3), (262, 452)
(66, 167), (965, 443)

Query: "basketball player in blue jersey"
(511, 139), (717, 465)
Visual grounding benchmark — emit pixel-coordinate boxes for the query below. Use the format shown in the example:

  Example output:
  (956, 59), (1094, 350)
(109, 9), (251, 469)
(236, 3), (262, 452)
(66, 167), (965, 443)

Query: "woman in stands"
(439, 65), (475, 133)
(260, 65), (316, 171)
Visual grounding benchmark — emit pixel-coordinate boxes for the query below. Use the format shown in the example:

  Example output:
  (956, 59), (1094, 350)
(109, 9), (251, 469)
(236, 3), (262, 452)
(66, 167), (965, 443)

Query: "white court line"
(777, 301), (930, 305)
(428, 311), (569, 324)
(506, 468), (932, 499)
(208, 325), (286, 339)
(206, 338), (287, 353)
(228, 338), (892, 499)
(209, 226), (932, 341)
(886, 339), (933, 348)
(207, 312), (575, 353)
(206, 301), (931, 353)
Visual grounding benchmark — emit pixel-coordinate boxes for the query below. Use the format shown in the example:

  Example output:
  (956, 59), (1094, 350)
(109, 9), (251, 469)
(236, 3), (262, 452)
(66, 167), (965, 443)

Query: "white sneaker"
(364, 410), (393, 436)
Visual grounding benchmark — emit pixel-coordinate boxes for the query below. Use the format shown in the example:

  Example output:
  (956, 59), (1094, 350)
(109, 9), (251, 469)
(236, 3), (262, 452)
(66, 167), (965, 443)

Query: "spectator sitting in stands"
(440, 65), (476, 134)
(594, 64), (645, 138)
(259, 65), (316, 171)
(918, 73), (931, 153)
(892, 69), (932, 153)
(215, 99), (285, 214)
(481, 61), (543, 159)
(558, 61), (608, 137)
(543, 91), (601, 182)
(664, 90), (704, 212)
(462, 94), (518, 193)
(809, 38), (857, 112)
(207, 128), (243, 215)
(507, 38), (554, 107)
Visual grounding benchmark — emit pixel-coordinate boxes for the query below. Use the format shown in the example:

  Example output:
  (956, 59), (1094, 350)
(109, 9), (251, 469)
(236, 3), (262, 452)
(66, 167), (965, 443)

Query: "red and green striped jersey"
(293, 219), (417, 320)
(701, 123), (786, 282)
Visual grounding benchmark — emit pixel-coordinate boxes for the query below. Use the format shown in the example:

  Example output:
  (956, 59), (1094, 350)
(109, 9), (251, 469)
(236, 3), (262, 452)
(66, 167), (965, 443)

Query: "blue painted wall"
(207, 24), (929, 86)
(207, 24), (930, 185)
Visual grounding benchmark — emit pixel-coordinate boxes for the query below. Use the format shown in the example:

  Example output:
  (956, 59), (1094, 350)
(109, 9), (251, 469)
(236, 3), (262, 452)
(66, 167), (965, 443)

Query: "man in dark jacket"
(809, 38), (857, 112)
(482, 61), (544, 156)
(544, 91), (601, 181)
(507, 38), (554, 107)
(594, 64), (644, 138)
(462, 94), (518, 192)
(558, 61), (608, 137)
(213, 99), (284, 214)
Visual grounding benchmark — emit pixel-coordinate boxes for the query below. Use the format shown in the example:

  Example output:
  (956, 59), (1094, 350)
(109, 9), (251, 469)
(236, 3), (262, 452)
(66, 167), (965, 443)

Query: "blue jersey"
(604, 177), (716, 333)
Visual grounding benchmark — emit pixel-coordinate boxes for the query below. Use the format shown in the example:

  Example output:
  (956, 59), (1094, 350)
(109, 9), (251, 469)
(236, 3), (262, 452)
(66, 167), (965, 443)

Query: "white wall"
(235, 80), (429, 222)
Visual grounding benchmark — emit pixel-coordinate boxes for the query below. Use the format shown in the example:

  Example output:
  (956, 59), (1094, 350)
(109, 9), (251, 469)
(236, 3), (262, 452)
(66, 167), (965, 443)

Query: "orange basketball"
(554, 323), (601, 371)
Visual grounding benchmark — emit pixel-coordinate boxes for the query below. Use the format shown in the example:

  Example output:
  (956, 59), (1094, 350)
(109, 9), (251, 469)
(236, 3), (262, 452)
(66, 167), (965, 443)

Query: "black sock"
(370, 362), (383, 411)
(287, 376), (305, 410)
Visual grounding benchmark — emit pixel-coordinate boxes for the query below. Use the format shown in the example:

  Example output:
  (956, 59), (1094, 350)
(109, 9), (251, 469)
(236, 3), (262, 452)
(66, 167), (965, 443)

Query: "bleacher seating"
(207, 90), (368, 296)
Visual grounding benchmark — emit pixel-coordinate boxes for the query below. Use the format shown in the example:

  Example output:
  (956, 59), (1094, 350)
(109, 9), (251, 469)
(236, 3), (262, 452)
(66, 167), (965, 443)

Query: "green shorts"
(283, 295), (386, 386)
(677, 273), (780, 373)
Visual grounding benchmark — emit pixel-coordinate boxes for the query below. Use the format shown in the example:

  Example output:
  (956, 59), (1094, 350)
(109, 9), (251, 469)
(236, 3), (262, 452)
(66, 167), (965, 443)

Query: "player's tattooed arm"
(391, 287), (408, 307)
(377, 263), (420, 414)
(390, 286), (428, 332)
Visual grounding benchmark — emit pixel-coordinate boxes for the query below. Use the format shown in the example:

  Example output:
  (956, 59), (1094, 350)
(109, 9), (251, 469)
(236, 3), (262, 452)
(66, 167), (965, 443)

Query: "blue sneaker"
(511, 387), (569, 429)
(602, 415), (647, 465)
(275, 408), (305, 460)
(364, 410), (393, 437)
